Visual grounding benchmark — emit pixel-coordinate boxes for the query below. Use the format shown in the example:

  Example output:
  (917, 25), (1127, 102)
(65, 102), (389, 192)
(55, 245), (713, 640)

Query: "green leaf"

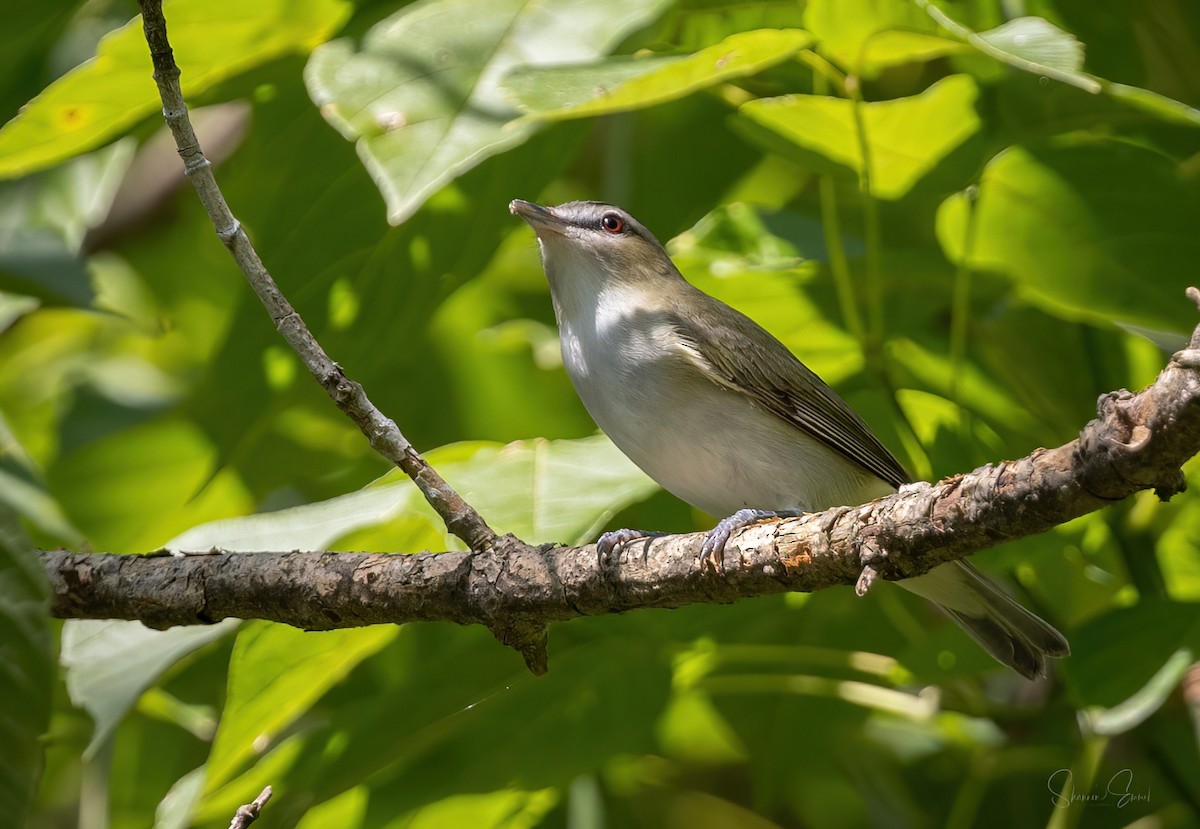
(0, 505), (52, 827)
(361, 637), (671, 817)
(1102, 81), (1200, 129)
(1081, 647), (1194, 736)
(61, 618), (239, 756)
(740, 74), (981, 199)
(0, 140), (135, 306)
(916, 2), (1200, 127)
(174, 436), (658, 550)
(49, 417), (253, 553)
(804, 0), (932, 74)
(0, 0), (352, 179)
(977, 16), (1086, 74)
(1065, 600), (1200, 709)
(0, 408), (83, 544)
(852, 30), (967, 77)
(296, 786), (368, 829)
(1065, 599), (1195, 710)
(62, 435), (655, 762)
(205, 622), (396, 789)
(383, 789), (559, 829)
(153, 766), (206, 829)
(0, 0), (77, 125)
(503, 29), (815, 119)
(936, 139), (1200, 332)
(304, 0), (670, 225)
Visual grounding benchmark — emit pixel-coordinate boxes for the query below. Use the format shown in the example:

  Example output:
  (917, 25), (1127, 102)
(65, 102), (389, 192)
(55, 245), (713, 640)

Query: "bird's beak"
(510, 199), (567, 235)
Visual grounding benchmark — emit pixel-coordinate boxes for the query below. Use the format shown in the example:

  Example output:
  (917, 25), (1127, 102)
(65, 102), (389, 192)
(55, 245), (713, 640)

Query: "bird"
(510, 198), (1069, 679)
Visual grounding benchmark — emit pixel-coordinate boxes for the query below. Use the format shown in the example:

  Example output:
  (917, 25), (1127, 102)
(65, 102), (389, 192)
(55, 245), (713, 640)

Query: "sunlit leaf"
(48, 417), (253, 553)
(0, 0), (352, 179)
(916, 1), (1200, 127)
(305, 0), (670, 225)
(152, 765), (206, 829)
(803, 0), (931, 73)
(854, 30), (967, 76)
(977, 16), (1085, 74)
(0, 505), (52, 826)
(296, 786), (368, 829)
(936, 139), (1200, 332)
(503, 29), (815, 119)
(739, 74), (981, 199)
(382, 789), (558, 829)
(174, 436), (657, 551)
(61, 618), (238, 756)
(205, 622), (395, 789)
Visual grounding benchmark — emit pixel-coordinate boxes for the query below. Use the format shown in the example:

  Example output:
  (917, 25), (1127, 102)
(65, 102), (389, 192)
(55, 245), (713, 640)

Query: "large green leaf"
(739, 74), (981, 199)
(0, 0), (351, 179)
(916, 2), (1200, 127)
(382, 789), (558, 829)
(48, 417), (252, 553)
(1064, 600), (1200, 709)
(0, 505), (52, 827)
(502, 29), (815, 119)
(204, 621), (395, 789)
(61, 618), (239, 756)
(936, 139), (1200, 332)
(0, 0), (77, 125)
(304, 0), (670, 225)
(174, 435), (657, 551)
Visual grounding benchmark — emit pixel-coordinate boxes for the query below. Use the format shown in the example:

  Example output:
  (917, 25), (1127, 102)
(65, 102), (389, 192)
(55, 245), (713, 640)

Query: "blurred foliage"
(2, 0), (1200, 826)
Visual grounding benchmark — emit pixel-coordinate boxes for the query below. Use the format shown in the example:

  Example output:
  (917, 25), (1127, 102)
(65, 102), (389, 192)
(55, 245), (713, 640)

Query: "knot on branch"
(1075, 389), (1185, 501)
(472, 536), (552, 673)
(491, 618), (549, 675)
(324, 367), (359, 406)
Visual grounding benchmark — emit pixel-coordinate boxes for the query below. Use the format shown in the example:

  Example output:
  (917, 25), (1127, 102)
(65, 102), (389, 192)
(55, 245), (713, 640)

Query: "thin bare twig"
(133, 0), (497, 553)
(228, 786), (272, 829)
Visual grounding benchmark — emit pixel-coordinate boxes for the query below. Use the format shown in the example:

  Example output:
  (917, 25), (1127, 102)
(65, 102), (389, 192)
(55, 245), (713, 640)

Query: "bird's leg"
(596, 528), (667, 570)
(700, 508), (805, 571)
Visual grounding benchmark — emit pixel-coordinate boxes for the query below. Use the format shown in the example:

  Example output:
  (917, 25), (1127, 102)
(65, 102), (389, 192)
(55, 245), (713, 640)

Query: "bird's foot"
(700, 508), (804, 572)
(596, 528), (666, 570)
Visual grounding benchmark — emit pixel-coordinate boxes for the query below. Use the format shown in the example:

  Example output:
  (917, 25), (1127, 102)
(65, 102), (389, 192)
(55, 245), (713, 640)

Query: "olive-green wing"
(666, 296), (910, 489)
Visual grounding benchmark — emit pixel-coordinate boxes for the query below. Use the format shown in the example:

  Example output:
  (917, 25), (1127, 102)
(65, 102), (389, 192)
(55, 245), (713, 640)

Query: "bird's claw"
(596, 528), (662, 571)
(699, 508), (803, 572)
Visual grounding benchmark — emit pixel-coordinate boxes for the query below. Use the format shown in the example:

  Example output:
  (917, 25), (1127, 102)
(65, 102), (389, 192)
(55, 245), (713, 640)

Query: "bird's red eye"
(601, 213), (624, 234)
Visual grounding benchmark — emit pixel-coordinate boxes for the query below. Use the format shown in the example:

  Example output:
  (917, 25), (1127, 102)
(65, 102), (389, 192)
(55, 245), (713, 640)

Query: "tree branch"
(41, 304), (1200, 671)
(228, 786), (272, 829)
(134, 0), (496, 553)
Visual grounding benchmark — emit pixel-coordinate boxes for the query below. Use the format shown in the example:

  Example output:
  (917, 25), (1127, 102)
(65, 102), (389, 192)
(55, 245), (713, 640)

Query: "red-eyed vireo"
(510, 198), (1069, 679)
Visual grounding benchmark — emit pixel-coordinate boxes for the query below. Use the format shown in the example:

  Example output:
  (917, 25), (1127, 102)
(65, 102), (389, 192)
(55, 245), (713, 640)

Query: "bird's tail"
(899, 561), (1070, 679)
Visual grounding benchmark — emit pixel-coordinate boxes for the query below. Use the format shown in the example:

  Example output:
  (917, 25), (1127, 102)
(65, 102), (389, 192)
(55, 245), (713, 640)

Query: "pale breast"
(559, 289), (887, 516)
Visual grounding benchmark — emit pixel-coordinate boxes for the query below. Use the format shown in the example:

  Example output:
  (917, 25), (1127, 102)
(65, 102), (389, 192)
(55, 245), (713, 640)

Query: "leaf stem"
(949, 184), (980, 417)
(812, 72), (865, 344)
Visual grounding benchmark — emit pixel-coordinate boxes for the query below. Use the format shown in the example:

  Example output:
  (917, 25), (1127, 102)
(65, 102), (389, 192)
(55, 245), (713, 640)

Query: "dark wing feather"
(665, 292), (910, 489)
